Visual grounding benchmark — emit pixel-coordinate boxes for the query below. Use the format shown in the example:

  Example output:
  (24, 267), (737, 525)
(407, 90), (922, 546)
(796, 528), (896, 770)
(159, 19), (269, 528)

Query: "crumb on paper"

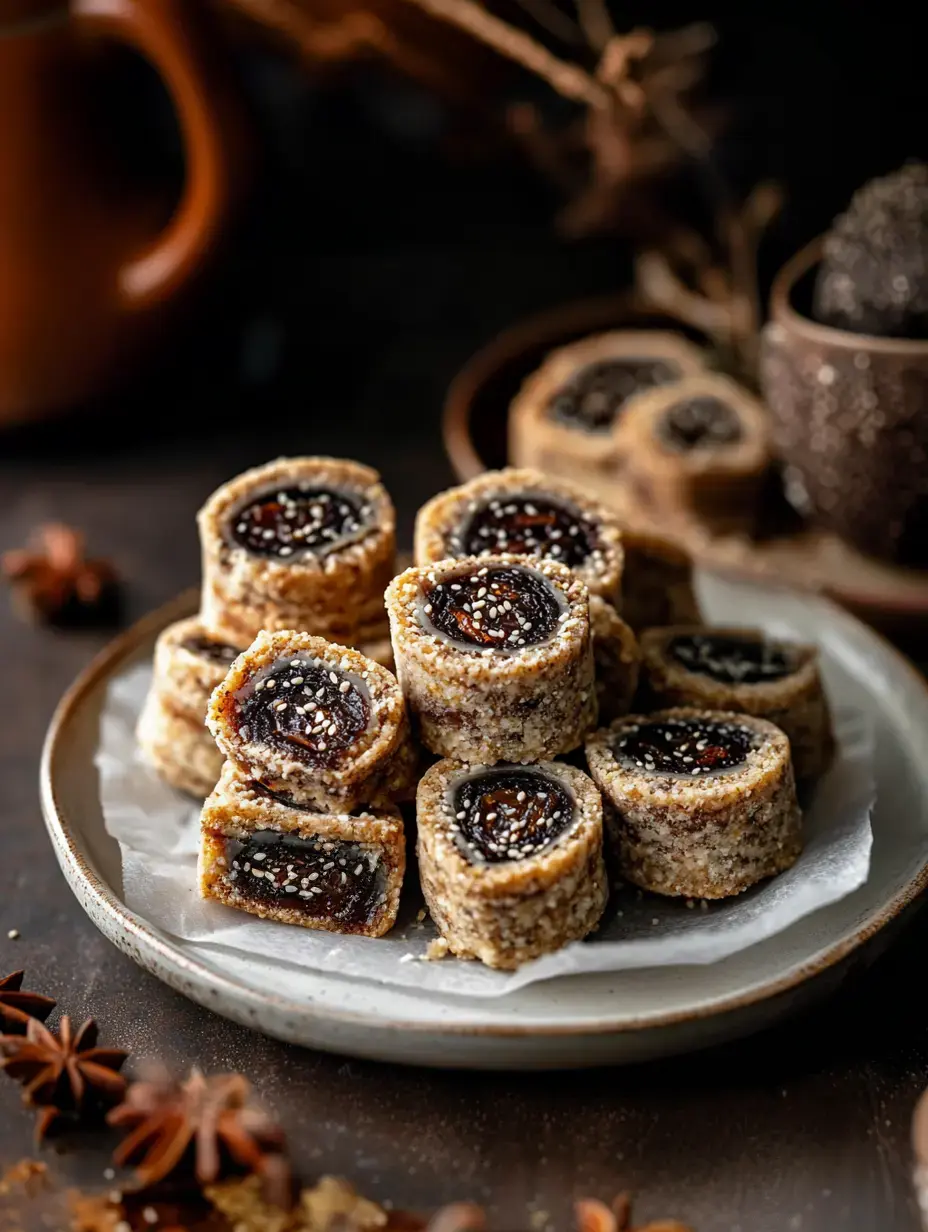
(426, 938), (450, 962)
(398, 954), (416, 965)
(7, 928), (20, 940)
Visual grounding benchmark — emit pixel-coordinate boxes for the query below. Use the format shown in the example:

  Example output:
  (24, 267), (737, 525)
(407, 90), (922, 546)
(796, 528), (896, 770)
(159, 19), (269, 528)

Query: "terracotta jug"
(0, 0), (245, 425)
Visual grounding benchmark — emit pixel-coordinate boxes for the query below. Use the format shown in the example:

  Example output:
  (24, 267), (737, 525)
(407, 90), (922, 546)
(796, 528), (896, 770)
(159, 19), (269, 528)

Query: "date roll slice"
(199, 763), (405, 936)
(417, 759), (607, 969)
(586, 708), (803, 899)
(415, 467), (625, 606)
(639, 626), (834, 781)
(198, 456), (395, 648)
(207, 631), (417, 812)
(508, 330), (706, 504)
(136, 617), (242, 797)
(617, 373), (772, 531)
(386, 554), (596, 763)
(619, 527), (700, 632)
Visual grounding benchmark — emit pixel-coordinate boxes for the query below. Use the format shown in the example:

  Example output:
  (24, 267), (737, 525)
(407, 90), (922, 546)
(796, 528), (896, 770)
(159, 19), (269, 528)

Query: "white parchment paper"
(96, 661), (875, 998)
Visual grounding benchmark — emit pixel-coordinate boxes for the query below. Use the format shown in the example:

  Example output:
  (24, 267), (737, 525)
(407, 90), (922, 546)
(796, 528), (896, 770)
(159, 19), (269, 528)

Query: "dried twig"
(574, 0), (614, 55)
(400, 0), (609, 106)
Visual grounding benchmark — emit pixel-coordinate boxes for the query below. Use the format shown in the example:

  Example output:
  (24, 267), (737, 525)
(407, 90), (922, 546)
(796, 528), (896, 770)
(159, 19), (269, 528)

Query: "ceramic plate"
(41, 574), (928, 1070)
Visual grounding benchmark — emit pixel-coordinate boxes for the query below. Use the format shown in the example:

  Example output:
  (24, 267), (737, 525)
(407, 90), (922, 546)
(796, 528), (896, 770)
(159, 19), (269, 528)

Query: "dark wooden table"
(2, 87), (928, 1229)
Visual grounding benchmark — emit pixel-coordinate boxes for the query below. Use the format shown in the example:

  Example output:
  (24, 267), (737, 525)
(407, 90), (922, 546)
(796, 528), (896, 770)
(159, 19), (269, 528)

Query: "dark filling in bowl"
(658, 396), (743, 452)
(452, 495), (600, 568)
(669, 633), (794, 685)
(218, 830), (386, 928)
(422, 565), (562, 651)
(230, 486), (372, 559)
(235, 655), (370, 768)
(549, 357), (681, 433)
(448, 767), (575, 863)
(181, 633), (241, 665)
(614, 717), (755, 776)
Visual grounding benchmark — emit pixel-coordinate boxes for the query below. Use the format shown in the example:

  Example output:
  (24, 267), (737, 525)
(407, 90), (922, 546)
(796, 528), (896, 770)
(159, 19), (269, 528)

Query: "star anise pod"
(2, 522), (119, 625)
(0, 971), (56, 1035)
(109, 1066), (290, 1207)
(0, 1015), (128, 1140)
(577, 1195), (694, 1232)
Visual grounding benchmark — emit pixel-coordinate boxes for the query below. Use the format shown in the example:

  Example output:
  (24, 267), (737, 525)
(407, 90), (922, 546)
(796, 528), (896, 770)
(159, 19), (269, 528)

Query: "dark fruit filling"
(448, 768), (575, 863)
(549, 358), (681, 432)
(236, 655), (370, 768)
(614, 718), (755, 776)
(180, 633), (240, 665)
(451, 495), (600, 568)
(658, 396), (743, 451)
(422, 565), (563, 651)
(230, 486), (372, 559)
(669, 633), (794, 685)
(218, 830), (386, 928)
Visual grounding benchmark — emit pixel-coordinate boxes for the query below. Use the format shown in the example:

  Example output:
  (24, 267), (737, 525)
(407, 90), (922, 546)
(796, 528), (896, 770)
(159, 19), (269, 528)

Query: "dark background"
(3, 7), (928, 1230)
(6, 3), (927, 487)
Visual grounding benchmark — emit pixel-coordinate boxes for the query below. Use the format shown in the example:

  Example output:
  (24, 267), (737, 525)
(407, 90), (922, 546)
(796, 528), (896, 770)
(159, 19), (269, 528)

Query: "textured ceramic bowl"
(760, 238), (928, 564)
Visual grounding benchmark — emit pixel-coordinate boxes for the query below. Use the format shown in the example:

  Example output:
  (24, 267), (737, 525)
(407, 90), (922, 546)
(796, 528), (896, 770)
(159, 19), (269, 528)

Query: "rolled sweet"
(616, 373), (772, 531)
(137, 692), (223, 799)
(414, 467), (625, 606)
(149, 617), (243, 722)
(619, 527), (700, 632)
(639, 626), (834, 781)
(585, 708), (802, 899)
(199, 763), (405, 936)
(417, 759), (607, 968)
(386, 554), (596, 763)
(589, 595), (640, 724)
(135, 617), (242, 797)
(207, 631), (417, 812)
(508, 330), (706, 503)
(198, 456), (395, 647)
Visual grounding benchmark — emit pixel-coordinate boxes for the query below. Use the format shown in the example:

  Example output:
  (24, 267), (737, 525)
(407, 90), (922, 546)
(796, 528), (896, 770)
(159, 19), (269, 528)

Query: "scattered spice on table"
(0, 1015), (128, 1140)
(109, 1065), (291, 1207)
(2, 522), (119, 625)
(0, 969), (56, 1034)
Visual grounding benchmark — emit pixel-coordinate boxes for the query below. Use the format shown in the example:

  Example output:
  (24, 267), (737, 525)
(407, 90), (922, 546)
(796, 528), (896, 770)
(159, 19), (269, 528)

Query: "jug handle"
(73, 0), (243, 311)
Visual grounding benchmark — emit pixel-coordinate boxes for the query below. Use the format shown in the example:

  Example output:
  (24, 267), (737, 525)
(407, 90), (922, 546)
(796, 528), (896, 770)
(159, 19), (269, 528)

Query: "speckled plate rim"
(39, 583), (928, 1055)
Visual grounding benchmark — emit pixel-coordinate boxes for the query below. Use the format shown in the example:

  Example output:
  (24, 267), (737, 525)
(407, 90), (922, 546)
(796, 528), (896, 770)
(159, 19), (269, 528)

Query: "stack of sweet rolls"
(133, 455), (834, 968)
(198, 630), (416, 937)
(387, 467), (654, 969)
(402, 466), (827, 953)
(137, 457), (397, 799)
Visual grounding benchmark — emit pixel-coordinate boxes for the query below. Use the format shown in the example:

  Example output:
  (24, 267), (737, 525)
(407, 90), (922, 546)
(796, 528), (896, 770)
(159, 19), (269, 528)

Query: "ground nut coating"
(417, 758), (607, 968)
(586, 707), (802, 899)
(639, 626), (834, 781)
(208, 630), (416, 811)
(415, 468), (625, 605)
(386, 554), (597, 763)
(198, 457), (395, 648)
